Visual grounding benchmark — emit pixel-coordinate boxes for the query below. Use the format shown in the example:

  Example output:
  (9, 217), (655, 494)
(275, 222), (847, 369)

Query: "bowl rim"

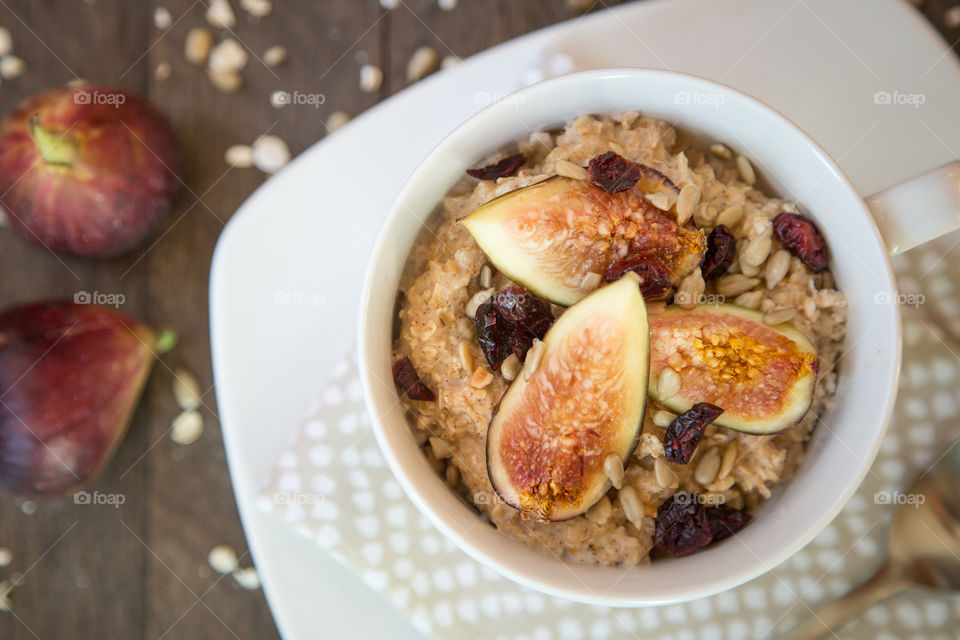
(358, 67), (901, 606)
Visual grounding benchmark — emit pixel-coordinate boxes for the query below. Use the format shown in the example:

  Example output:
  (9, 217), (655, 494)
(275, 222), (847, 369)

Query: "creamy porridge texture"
(393, 112), (847, 566)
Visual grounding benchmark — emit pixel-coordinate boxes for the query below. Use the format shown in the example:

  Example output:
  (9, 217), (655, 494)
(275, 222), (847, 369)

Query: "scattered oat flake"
(406, 46), (439, 83)
(232, 566), (261, 589)
(251, 135), (291, 173)
(225, 144), (254, 168)
(208, 68), (243, 93)
(263, 45), (286, 68)
(0, 27), (11, 58)
(441, 55), (460, 70)
(206, 0), (236, 28)
(154, 62), (172, 81)
(209, 39), (248, 73)
(0, 548), (11, 568)
(466, 153), (525, 180)
(171, 410), (203, 445)
(185, 28), (214, 65)
(359, 64), (383, 93)
(172, 368), (202, 410)
(240, 0), (272, 18)
(438, 0), (457, 9)
(946, 6), (960, 28)
(208, 545), (239, 574)
(0, 580), (11, 613)
(326, 110), (350, 132)
(379, 0), (399, 8)
(153, 6), (173, 29)
(0, 56), (24, 80)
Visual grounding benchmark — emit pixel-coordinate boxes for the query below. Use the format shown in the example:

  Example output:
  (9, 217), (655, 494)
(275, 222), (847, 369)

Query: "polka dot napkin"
(259, 236), (960, 639)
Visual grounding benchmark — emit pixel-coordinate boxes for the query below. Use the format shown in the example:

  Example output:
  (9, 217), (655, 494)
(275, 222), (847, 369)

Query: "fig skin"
(0, 86), (180, 257)
(647, 304), (819, 435)
(486, 276), (650, 522)
(0, 301), (158, 496)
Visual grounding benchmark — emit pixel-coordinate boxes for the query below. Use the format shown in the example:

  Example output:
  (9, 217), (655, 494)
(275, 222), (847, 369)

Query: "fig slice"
(486, 276), (649, 522)
(648, 304), (819, 435)
(0, 302), (158, 496)
(461, 176), (705, 306)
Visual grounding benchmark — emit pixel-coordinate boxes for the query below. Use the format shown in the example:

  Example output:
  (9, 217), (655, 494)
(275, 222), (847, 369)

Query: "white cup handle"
(865, 161), (960, 256)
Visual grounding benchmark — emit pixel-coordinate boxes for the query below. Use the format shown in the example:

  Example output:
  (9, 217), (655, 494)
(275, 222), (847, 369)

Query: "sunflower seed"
(0, 27), (11, 58)
(0, 548), (10, 568)
(708, 143), (732, 160)
(654, 457), (675, 489)
(653, 410), (675, 428)
(480, 265), (492, 288)
(718, 439), (738, 480)
(172, 368), (201, 411)
(694, 447), (721, 485)
(585, 496), (612, 525)
(252, 135), (291, 173)
(224, 144), (254, 168)
(765, 249), (791, 289)
(736, 155), (756, 185)
(500, 353), (521, 381)
(232, 566), (261, 589)
(603, 453), (624, 489)
(185, 28), (214, 65)
(522, 339), (545, 381)
(205, 0), (236, 28)
(208, 545), (239, 574)
(716, 274), (760, 297)
(240, 0), (272, 18)
(153, 6), (173, 29)
(645, 192), (671, 211)
(618, 486), (642, 525)
(208, 38), (248, 73)
(326, 110), (351, 132)
(406, 46), (439, 83)
(171, 410), (203, 445)
(359, 64), (383, 92)
(657, 368), (682, 402)
(464, 287), (494, 318)
(716, 203), (745, 228)
(763, 307), (797, 325)
(263, 45), (287, 68)
(208, 68), (243, 93)
(742, 233), (773, 267)
(675, 184), (700, 225)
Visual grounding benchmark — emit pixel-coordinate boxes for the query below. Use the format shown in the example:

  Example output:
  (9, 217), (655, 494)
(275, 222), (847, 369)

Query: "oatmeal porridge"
(391, 112), (847, 566)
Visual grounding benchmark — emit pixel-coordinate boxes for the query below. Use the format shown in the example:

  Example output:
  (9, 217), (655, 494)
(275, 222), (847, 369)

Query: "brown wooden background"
(0, 1), (956, 638)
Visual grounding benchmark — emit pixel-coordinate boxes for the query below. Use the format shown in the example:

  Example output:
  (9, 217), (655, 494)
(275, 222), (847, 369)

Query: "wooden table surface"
(0, 1), (956, 639)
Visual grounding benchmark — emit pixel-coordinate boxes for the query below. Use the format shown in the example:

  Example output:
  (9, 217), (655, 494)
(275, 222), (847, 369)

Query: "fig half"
(462, 176), (705, 306)
(486, 276), (649, 522)
(0, 302), (158, 496)
(648, 304), (819, 435)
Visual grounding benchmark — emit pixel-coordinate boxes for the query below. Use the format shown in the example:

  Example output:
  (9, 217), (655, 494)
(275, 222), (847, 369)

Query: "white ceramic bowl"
(358, 68), (900, 605)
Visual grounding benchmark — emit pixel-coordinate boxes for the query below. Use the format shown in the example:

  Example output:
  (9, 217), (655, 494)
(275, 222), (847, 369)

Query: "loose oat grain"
(500, 354), (521, 381)
(185, 28), (214, 65)
(406, 46), (439, 83)
(708, 143), (732, 160)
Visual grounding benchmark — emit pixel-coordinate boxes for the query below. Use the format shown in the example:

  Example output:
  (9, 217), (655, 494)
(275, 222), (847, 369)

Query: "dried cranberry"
(662, 402), (724, 464)
(466, 153), (525, 180)
(772, 213), (828, 273)
(655, 493), (713, 557)
(603, 255), (672, 299)
(475, 287), (554, 369)
(700, 224), (736, 280)
(587, 152), (643, 194)
(392, 357), (435, 401)
(706, 505), (752, 541)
